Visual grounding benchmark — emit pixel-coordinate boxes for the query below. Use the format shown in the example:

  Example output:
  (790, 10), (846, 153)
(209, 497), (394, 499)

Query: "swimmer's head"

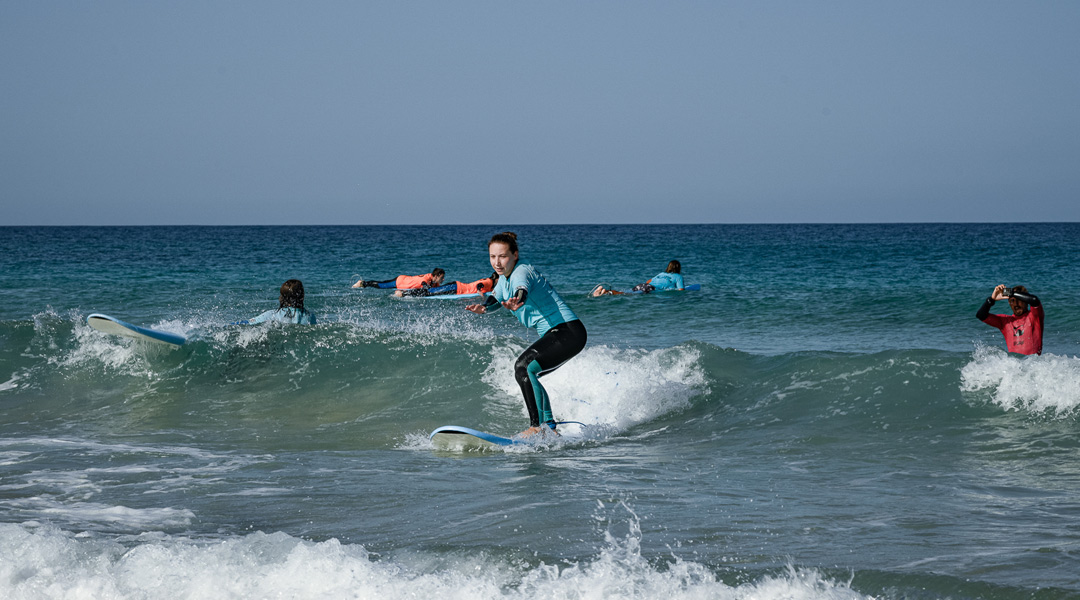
(279, 279), (305, 310)
(666, 260), (681, 274)
(489, 232), (518, 254)
(432, 268), (446, 286)
(488, 232), (519, 276)
(1007, 285), (1029, 316)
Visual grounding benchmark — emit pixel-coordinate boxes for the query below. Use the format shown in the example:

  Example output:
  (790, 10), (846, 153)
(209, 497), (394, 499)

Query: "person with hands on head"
(976, 284), (1043, 355)
(466, 232), (587, 437)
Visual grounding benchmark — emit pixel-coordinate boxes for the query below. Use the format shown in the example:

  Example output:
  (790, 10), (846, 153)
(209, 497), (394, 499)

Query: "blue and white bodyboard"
(87, 313), (186, 347)
(429, 425), (522, 450)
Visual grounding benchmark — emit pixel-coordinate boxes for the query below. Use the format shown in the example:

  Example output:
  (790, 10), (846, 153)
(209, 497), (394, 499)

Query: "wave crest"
(960, 346), (1080, 416)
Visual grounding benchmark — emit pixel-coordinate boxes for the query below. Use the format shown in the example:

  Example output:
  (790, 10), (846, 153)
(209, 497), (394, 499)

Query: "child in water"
(591, 260), (685, 296)
(247, 279), (317, 325)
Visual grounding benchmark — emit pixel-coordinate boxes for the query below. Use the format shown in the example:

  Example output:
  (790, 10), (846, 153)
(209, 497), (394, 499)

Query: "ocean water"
(1, 223), (1079, 599)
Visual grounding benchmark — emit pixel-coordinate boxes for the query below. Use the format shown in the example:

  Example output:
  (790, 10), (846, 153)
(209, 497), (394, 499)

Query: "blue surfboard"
(628, 283), (701, 294)
(429, 425), (521, 449)
(592, 283), (701, 296)
(87, 313), (186, 347)
(429, 422), (585, 450)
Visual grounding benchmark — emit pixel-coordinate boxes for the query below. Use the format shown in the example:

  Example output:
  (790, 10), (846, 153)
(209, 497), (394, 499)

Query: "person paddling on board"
(591, 260), (685, 296)
(247, 279), (317, 325)
(466, 232), (587, 437)
(976, 284), (1043, 355)
(353, 269), (445, 290)
(395, 273), (498, 297)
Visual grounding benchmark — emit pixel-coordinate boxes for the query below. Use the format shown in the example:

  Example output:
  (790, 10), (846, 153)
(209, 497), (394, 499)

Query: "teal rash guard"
(480, 261), (586, 428)
(487, 263), (578, 337)
(248, 308), (317, 325)
(648, 272), (684, 291)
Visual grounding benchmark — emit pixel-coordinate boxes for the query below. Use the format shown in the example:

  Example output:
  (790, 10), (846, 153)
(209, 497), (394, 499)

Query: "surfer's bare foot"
(518, 425), (560, 438)
(352, 279), (365, 288)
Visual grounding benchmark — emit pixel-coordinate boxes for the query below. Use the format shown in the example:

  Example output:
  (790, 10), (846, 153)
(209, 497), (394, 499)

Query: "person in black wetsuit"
(466, 232), (587, 437)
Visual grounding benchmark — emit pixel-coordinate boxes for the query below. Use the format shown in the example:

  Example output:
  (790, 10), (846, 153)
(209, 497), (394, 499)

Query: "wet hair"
(432, 268), (445, 279)
(279, 279), (305, 311)
(666, 260), (681, 274)
(488, 231), (519, 254)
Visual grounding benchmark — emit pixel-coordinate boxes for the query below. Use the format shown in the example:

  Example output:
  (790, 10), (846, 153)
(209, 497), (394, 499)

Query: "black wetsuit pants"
(514, 319), (588, 427)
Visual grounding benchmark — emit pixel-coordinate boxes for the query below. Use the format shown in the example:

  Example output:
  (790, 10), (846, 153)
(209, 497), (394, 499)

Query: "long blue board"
(593, 283), (701, 296)
(87, 313), (186, 347)
(629, 283), (701, 294)
(429, 425), (522, 449)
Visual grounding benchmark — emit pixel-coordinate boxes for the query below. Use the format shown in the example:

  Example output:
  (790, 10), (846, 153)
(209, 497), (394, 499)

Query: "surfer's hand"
(502, 298), (524, 311)
(465, 304), (486, 314)
(991, 284), (1008, 301)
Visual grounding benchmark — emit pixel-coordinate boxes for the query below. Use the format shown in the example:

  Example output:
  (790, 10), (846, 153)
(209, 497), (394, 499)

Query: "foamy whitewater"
(1, 224), (1079, 599)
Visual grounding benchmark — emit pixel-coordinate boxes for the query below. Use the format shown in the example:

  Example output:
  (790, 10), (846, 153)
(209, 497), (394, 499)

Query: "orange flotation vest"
(395, 273), (435, 289)
(456, 278), (495, 295)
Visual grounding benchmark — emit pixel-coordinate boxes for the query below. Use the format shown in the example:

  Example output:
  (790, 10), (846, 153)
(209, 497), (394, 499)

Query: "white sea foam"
(0, 436), (259, 465)
(23, 500), (196, 529)
(0, 373), (21, 391)
(211, 319), (273, 347)
(0, 521), (873, 600)
(61, 313), (154, 376)
(483, 343), (707, 431)
(406, 343), (709, 453)
(0, 438), (263, 530)
(960, 345), (1080, 416)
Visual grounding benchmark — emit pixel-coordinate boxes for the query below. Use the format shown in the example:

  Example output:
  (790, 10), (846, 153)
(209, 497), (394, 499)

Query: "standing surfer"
(466, 232), (587, 436)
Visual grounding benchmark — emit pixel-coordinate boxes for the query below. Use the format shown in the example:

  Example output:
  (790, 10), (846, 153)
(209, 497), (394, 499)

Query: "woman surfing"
(466, 232), (587, 437)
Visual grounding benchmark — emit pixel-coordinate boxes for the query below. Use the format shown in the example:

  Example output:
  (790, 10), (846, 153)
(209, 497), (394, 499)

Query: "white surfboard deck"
(87, 313), (186, 347)
(396, 292), (486, 300)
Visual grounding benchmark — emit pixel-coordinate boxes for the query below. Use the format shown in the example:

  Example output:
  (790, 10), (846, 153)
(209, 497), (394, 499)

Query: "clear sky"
(3, 1), (1078, 225)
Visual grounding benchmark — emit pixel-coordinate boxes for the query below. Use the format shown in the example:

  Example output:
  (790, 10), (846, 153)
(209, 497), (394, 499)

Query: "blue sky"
(3, 1), (1078, 225)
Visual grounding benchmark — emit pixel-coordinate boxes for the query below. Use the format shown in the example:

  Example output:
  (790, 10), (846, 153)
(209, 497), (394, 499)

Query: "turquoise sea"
(1, 223), (1079, 599)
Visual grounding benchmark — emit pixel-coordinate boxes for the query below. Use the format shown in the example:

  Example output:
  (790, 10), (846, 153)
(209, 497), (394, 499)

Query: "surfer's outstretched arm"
(976, 297), (995, 321)
(1010, 290), (1040, 307)
(466, 295), (502, 314)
